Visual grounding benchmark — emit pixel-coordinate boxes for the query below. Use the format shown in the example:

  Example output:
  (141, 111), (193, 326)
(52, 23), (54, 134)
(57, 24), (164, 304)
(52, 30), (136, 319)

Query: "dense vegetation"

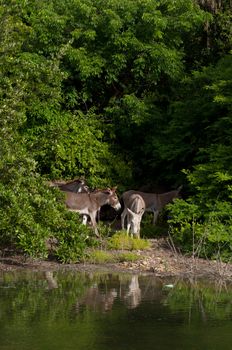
(0, 0), (232, 261)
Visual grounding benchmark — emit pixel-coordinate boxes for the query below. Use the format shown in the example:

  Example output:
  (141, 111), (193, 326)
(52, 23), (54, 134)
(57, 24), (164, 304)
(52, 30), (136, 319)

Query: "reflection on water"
(0, 270), (232, 350)
(124, 275), (141, 309)
(45, 271), (58, 290)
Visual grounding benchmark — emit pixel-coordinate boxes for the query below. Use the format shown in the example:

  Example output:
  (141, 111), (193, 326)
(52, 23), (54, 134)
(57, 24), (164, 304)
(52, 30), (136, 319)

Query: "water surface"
(0, 270), (231, 350)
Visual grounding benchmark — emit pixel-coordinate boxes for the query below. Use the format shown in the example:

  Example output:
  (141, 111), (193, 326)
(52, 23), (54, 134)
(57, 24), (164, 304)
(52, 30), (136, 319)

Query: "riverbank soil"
(0, 238), (232, 280)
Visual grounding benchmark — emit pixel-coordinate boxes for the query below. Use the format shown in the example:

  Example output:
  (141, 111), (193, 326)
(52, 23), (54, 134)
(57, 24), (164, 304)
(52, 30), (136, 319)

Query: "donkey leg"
(126, 223), (131, 236)
(89, 212), (99, 237)
(152, 210), (159, 225)
(121, 208), (127, 230)
(96, 209), (100, 222)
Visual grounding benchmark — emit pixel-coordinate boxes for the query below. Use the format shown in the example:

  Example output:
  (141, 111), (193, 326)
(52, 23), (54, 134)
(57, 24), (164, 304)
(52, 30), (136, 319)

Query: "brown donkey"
(64, 188), (121, 236)
(121, 186), (182, 228)
(48, 178), (91, 224)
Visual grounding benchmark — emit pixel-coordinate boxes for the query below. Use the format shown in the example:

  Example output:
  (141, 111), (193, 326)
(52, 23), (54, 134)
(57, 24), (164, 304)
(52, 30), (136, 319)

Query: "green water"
(0, 270), (231, 350)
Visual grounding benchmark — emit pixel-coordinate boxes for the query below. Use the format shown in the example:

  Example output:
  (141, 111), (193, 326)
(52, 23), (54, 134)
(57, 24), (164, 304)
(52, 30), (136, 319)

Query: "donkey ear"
(177, 185), (183, 192)
(111, 186), (117, 192)
(126, 207), (134, 216)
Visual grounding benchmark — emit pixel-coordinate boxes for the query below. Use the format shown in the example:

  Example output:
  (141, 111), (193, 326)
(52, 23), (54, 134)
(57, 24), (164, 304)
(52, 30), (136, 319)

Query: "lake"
(0, 270), (231, 350)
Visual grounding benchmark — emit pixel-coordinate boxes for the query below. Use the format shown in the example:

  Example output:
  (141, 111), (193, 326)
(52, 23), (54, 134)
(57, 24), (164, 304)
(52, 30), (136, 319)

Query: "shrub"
(0, 171), (94, 260)
(167, 199), (232, 261)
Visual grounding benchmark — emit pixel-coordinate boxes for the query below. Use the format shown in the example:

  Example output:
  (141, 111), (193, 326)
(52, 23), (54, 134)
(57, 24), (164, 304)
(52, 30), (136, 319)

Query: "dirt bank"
(1, 239), (232, 281)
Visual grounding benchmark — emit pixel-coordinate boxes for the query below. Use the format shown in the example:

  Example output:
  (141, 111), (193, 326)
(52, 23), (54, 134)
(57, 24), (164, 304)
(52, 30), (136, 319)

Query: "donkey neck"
(159, 190), (178, 208)
(91, 191), (109, 207)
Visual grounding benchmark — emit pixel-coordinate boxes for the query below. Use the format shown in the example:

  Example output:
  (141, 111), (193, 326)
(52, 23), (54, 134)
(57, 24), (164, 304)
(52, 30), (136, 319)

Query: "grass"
(116, 252), (140, 262)
(85, 250), (116, 264)
(107, 231), (150, 251)
(83, 231), (150, 264)
(84, 249), (140, 264)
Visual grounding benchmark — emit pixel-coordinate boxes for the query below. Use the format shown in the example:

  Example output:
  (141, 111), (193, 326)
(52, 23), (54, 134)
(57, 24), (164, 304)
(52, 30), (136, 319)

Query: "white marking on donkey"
(121, 186), (182, 228)
(121, 193), (145, 238)
(64, 188), (121, 236)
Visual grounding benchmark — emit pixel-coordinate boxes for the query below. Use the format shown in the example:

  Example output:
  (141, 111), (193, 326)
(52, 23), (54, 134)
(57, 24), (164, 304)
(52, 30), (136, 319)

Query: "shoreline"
(1, 239), (232, 281)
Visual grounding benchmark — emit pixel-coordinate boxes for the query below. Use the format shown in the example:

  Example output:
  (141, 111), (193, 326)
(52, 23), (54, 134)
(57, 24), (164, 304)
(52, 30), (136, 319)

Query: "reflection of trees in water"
(35, 271), (232, 322)
(1, 271), (231, 325)
(74, 273), (232, 321)
(76, 284), (117, 312)
(163, 277), (232, 323)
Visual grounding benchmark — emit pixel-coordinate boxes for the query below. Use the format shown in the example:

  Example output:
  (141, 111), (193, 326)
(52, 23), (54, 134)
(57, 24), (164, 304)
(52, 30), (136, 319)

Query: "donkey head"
(107, 187), (121, 210)
(104, 187), (121, 211)
(126, 207), (144, 236)
(74, 179), (89, 193)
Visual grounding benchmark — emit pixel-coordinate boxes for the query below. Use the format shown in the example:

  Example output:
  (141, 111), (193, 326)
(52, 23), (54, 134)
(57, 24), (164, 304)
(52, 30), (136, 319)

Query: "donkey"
(48, 178), (91, 224)
(64, 188), (121, 236)
(121, 193), (145, 238)
(48, 178), (89, 193)
(121, 186), (182, 227)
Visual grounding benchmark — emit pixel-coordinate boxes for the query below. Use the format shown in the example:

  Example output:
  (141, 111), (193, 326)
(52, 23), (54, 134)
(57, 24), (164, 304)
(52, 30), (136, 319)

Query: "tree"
(167, 55), (232, 260)
(0, 1), (91, 259)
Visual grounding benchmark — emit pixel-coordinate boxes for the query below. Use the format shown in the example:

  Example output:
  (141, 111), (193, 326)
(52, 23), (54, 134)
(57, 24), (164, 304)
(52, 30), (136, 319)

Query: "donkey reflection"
(76, 285), (117, 312)
(124, 275), (141, 309)
(44, 271), (58, 290)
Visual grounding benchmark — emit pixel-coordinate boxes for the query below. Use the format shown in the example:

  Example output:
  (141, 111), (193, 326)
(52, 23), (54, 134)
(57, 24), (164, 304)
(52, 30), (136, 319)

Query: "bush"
(53, 219), (96, 263)
(0, 169), (94, 260)
(167, 199), (232, 261)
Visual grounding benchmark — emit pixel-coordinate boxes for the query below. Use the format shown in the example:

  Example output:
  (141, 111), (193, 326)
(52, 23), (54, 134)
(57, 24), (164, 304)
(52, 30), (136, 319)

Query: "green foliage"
(55, 223), (95, 263)
(168, 199), (232, 260)
(13, 0), (207, 185)
(108, 232), (150, 250)
(164, 54), (232, 260)
(157, 55), (232, 178)
(26, 109), (132, 186)
(140, 213), (169, 238)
